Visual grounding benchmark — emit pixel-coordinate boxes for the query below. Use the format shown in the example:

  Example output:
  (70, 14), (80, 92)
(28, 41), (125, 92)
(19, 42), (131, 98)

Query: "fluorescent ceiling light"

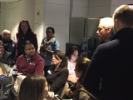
(0, 0), (20, 2)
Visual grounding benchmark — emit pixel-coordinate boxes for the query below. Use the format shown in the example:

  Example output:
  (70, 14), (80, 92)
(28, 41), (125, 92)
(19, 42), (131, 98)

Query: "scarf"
(43, 36), (56, 48)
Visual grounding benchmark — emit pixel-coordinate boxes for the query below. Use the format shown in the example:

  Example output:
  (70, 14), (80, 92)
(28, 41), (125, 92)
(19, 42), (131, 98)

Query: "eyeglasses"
(72, 54), (78, 58)
(25, 47), (35, 51)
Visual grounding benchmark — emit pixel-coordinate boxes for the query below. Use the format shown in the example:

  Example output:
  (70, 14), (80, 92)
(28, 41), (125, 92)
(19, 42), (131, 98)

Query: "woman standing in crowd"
(66, 57), (97, 100)
(40, 27), (59, 76)
(67, 45), (79, 86)
(18, 75), (54, 100)
(46, 50), (68, 96)
(16, 20), (37, 57)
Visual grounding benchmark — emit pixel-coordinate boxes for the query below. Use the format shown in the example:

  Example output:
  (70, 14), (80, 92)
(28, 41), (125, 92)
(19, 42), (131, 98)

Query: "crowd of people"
(0, 4), (133, 100)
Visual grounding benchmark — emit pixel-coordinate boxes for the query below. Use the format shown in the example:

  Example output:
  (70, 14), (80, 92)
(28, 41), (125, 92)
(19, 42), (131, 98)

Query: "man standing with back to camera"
(83, 5), (133, 100)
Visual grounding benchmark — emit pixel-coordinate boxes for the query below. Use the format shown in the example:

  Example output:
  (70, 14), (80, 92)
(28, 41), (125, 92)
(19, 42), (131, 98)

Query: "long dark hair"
(18, 75), (47, 100)
(53, 50), (67, 68)
(67, 45), (78, 59)
(18, 20), (33, 36)
(75, 57), (90, 84)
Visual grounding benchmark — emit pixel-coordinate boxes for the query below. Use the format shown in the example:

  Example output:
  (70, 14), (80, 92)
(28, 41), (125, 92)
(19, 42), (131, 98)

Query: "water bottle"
(8, 65), (13, 76)
(12, 65), (18, 75)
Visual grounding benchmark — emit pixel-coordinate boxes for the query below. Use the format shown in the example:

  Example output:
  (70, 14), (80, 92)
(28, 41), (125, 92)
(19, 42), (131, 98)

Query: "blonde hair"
(2, 29), (11, 37)
(113, 5), (133, 26)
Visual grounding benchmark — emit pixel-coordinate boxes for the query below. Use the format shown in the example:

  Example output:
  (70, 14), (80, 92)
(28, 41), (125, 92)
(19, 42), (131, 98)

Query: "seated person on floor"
(66, 45), (79, 87)
(0, 40), (13, 65)
(46, 50), (68, 96)
(2, 29), (17, 64)
(66, 57), (97, 100)
(15, 43), (44, 76)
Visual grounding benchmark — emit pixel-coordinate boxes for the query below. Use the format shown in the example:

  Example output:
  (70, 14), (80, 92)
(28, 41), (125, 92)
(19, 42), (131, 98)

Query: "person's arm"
(5, 52), (13, 66)
(45, 47), (53, 54)
(45, 40), (60, 54)
(50, 69), (68, 93)
(83, 45), (106, 98)
(79, 91), (92, 100)
(34, 59), (44, 75)
(13, 42), (17, 64)
(67, 77), (77, 83)
(15, 34), (19, 57)
(66, 88), (74, 98)
(15, 56), (21, 70)
(53, 40), (60, 51)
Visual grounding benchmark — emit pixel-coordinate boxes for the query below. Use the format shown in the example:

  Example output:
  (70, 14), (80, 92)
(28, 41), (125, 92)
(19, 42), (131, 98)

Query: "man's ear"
(106, 28), (112, 33)
(115, 19), (119, 28)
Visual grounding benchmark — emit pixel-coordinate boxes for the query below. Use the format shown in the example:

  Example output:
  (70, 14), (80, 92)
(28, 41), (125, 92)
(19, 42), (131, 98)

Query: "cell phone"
(70, 83), (76, 92)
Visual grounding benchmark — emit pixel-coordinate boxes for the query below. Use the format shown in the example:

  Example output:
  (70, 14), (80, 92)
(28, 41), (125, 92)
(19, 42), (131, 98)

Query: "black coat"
(46, 65), (68, 96)
(0, 51), (12, 65)
(83, 28), (133, 100)
(3, 39), (16, 61)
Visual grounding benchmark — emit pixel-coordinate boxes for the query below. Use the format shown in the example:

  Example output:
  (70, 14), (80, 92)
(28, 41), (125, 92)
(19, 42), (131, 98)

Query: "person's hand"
(66, 88), (74, 97)
(40, 45), (47, 52)
(46, 91), (54, 100)
(71, 79), (77, 83)
(68, 78), (77, 84)
(43, 45), (47, 50)
(66, 88), (71, 96)
(13, 61), (16, 64)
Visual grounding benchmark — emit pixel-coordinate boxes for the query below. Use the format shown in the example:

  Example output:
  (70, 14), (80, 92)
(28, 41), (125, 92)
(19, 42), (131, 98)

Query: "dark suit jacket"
(83, 28), (133, 100)
(3, 39), (16, 61)
(0, 51), (12, 65)
(46, 65), (68, 96)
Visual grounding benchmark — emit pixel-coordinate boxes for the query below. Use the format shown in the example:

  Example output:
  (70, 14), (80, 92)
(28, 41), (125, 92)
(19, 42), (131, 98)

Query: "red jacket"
(15, 53), (44, 76)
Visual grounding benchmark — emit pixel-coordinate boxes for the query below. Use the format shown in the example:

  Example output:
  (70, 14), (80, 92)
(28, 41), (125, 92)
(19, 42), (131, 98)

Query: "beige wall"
(1, 0), (133, 52)
(72, 0), (89, 17)
(43, 0), (70, 53)
(88, 0), (111, 17)
(110, 0), (133, 16)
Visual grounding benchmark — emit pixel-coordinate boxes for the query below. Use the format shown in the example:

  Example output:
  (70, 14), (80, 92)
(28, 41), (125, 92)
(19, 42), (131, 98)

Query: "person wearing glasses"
(40, 27), (60, 76)
(16, 20), (38, 58)
(15, 43), (44, 76)
(96, 17), (114, 43)
(0, 40), (13, 65)
(66, 46), (79, 87)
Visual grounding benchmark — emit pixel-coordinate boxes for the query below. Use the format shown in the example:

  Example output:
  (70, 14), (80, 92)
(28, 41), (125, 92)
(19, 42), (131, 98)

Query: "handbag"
(0, 75), (18, 100)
